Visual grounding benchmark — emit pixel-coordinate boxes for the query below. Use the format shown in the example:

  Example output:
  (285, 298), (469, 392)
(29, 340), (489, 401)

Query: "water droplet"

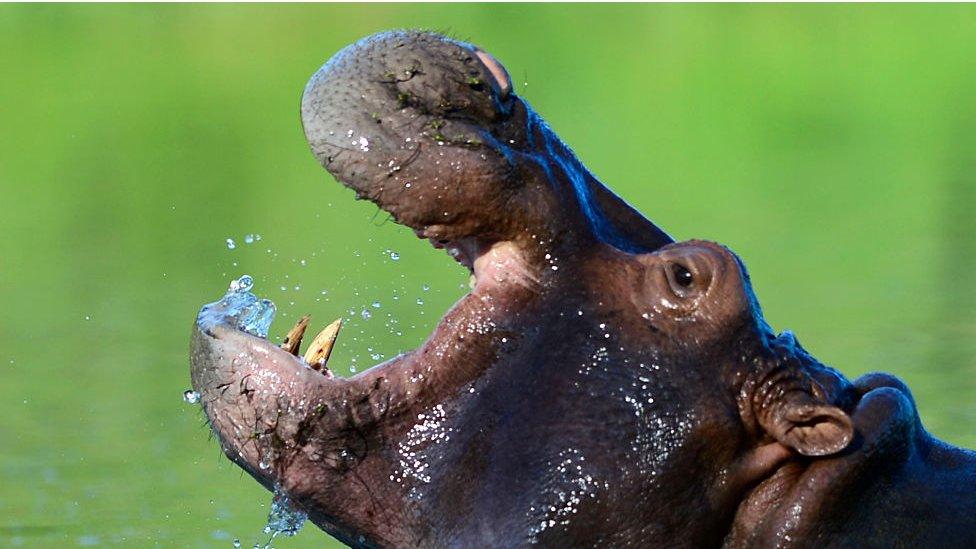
(182, 390), (200, 404)
(388, 250), (401, 261)
(84, 315), (91, 321)
(416, 298), (424, 305)
(361, 309), (372, 320)
(233, 539), (241, 548)
(422, 284), (430, 292)
(230, 275), (253, 293)
(371, 301), (381, 308)
(226, 238), (236, 250)
(244, 234), (255, 244)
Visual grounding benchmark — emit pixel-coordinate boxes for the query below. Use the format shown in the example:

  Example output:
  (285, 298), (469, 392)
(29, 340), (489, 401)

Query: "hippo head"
(190, 31), (861, 546)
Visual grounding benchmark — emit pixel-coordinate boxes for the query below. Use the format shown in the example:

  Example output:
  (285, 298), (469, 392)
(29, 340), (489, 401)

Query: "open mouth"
(190, 25), (669, 466)
(194, 226), (499, 383)
(188, 196), (538, 508)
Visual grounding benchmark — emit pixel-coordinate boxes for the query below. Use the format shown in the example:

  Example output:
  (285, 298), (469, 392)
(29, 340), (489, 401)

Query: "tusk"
(303, 318), (342, 372)
(280, 314), (311, 355)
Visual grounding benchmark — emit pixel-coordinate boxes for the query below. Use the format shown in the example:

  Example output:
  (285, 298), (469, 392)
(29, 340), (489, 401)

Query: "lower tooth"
(303, 318), (342, 371)
(469, 274), (477, 289)
(280, 314), (311, 355)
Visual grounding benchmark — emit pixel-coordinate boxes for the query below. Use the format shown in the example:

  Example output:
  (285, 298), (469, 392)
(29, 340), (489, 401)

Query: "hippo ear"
(759, 391), (854, 457)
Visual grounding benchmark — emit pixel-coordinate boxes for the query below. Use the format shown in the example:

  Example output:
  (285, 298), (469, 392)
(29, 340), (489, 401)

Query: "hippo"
(190, 31), (976, 547)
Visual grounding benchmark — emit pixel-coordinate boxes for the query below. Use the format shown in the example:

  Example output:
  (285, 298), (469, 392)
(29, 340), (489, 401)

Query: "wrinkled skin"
(190, 31), (976, 547)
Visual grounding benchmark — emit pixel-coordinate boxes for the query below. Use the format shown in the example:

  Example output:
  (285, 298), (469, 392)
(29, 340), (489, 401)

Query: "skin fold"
(190, 31), (976, 547)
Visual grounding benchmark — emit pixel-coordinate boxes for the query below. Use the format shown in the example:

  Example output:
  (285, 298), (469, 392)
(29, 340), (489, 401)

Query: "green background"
(2, 4), (975, 547)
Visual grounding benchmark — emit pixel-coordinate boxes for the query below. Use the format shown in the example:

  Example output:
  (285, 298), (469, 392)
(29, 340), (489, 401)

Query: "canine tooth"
(280, 314), (311, 355)
(469, 274), (477, 289)
(304, 318), (342, 370)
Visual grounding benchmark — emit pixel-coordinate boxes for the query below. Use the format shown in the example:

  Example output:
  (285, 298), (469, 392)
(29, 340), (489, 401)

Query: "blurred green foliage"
(1, 4), (975, 547)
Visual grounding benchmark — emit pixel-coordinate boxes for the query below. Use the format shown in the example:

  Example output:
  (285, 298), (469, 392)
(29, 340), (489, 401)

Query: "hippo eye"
(671, 263), (694, 288)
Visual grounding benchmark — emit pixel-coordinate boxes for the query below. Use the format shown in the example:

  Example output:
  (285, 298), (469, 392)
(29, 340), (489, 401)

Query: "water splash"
(198, 275), (276, 338)
(226, 238), (236, 250)
(182, 390), (200, 404)
(262, 486), (307, 541)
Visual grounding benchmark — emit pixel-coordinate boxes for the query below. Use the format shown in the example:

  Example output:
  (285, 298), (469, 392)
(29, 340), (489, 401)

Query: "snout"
(301, 31), (526, 238)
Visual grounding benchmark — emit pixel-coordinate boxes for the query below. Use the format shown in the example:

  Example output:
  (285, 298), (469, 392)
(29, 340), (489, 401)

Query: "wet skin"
(190, 31), (976, 547)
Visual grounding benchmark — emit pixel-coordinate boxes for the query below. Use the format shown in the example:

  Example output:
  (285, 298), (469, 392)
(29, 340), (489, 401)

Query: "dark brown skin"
(190, 31), (976, 547)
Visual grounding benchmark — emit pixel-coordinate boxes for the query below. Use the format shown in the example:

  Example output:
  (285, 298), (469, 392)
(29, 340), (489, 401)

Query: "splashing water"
(182, 390), (200, 404)
(198, 275), (276, 338)
(262, 487), (307, 540)
(226, 238), (236, 250)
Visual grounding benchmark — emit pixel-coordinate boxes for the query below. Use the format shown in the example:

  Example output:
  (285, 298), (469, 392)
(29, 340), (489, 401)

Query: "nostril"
(474, 48), (512, 99)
